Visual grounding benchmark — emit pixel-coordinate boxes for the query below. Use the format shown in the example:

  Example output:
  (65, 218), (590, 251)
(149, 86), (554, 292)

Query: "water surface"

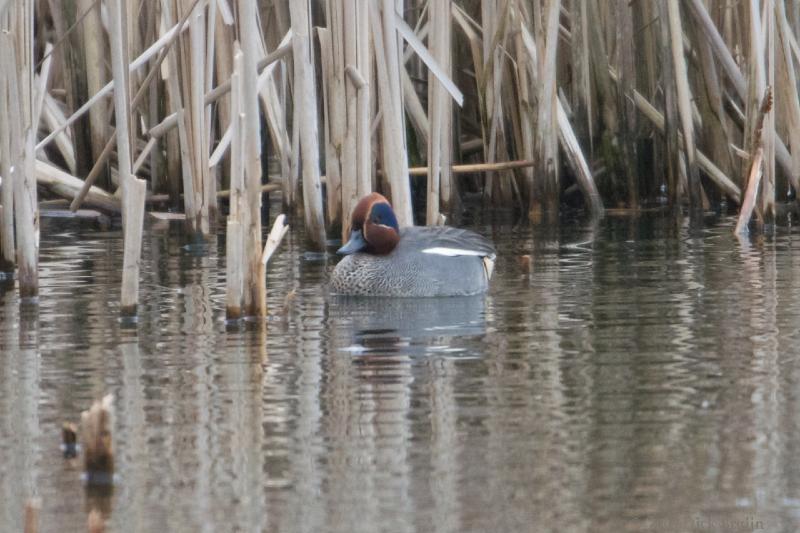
(1, 207), (799, 532)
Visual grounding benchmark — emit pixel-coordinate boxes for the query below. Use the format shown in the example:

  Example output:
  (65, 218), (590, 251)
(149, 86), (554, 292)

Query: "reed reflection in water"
(1, 211), (799, 532)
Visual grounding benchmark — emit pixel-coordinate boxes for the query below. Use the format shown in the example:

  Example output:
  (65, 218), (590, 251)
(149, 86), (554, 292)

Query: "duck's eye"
(371, 216), (380, 224)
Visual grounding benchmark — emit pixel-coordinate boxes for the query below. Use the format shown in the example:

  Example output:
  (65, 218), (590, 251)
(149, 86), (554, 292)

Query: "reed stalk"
(108, 0), (146, 316)
(338, 1), (363, 239)
(0, 33), (15, 272)
(3, 1), (38, 297)
(372, 1), (413, 227)
(45, 0), (91, 178)
(238, 0), (265, 316)
(667, 0), (702, 211)
(354, 2), (372, 208)
(75, 0), (107, 184)
(426, 0), (453, 225)
(531, 0), (561, 220)
(289, 0), (327, 249)
(776, 1), (800, 185)
(226, 47), (244, 320)
(321, 0), (345, 233)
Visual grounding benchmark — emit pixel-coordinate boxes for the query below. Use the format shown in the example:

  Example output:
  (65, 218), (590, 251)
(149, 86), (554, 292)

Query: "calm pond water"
(1, 204), (800, 533)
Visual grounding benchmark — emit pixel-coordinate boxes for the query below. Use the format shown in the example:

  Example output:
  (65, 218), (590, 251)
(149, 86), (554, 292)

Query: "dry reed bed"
(0, 0), (798, 315)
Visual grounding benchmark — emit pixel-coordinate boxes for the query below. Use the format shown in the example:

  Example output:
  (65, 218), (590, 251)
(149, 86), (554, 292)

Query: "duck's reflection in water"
(328, 295), (488, 358)
(320, 296), (489, 533)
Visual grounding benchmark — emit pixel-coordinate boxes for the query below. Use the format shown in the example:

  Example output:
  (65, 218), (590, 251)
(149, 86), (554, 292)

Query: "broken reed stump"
(80, 394), (114, 485)
(257, 214), (290, 318)
(224, 47), (289, 321)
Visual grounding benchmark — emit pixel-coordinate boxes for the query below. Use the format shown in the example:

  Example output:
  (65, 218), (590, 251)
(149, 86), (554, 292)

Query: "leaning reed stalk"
(736, 89), (773, 234)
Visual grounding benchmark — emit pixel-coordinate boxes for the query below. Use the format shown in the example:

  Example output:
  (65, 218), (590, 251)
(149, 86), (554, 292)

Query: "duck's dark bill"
(337, 230), (367, 255)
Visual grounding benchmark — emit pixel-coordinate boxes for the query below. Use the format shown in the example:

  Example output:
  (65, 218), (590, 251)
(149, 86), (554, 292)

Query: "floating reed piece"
(518, 254), (532, 274)
(80, 394), (114, 485)
(62, 421), (78, 458)
(24, 498), (40, 533)
(87, 510), (105, 533)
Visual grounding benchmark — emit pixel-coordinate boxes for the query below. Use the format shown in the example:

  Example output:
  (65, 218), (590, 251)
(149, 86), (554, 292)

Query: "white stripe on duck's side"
(421, 247), (486, 257)
(423, 247), (496, 280)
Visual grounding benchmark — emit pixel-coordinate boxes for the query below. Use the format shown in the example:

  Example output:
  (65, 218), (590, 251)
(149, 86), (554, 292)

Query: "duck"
(330, 193), (496, 297)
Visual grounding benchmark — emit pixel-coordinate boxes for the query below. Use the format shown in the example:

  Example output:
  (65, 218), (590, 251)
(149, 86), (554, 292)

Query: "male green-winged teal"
(331, 193), (496, 297)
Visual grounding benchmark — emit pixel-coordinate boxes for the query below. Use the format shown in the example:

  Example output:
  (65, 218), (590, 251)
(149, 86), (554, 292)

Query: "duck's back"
(331, 226), (495, 297)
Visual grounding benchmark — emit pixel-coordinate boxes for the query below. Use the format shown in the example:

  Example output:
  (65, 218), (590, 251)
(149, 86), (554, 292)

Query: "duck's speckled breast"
(330, 227), (494, 297)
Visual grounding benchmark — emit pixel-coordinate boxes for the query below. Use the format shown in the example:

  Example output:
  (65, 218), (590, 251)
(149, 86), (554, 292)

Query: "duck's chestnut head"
(337, 193), (400, 255)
